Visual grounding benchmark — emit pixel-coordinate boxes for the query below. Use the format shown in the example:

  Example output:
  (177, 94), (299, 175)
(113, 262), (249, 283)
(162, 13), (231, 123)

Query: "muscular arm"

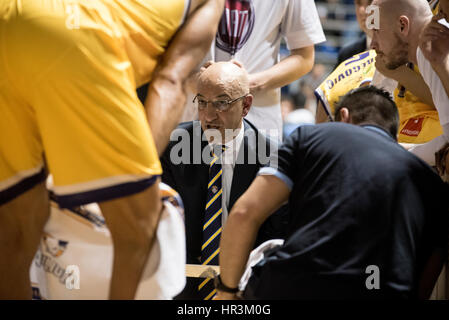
(248, 46), (315, 95)
(390, 67), (434, 107)
(418, 13), (449, 105)
(145, 0), (224, 156)
(375, 60), (435, 107)
(216, 175), (290, 299)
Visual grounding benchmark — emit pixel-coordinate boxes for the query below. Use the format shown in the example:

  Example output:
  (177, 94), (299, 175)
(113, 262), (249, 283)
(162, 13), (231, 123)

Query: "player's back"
(0, 0), (188, 88)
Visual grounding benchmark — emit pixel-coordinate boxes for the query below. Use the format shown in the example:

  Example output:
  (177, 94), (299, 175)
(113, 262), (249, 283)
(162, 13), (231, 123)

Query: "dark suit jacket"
(161, 119), (288, 299)
(335, 34), (368, 69)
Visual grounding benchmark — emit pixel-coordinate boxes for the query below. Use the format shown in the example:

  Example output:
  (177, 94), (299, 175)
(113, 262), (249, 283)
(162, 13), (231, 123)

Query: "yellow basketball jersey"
(315, 50), (376, 120)
(394, 64), (443, 143)
(0, 0), (188, 206)
(315, 50), (442, 144)
(104, 0), (188, 87)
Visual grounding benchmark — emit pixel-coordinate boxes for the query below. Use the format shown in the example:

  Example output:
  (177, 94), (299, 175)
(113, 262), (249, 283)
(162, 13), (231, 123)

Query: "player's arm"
(145, 0), (224, 155)
(420, 12), (449, 100)
(216, 175), (290, 300)
(248, 46), (315, 95)
(375, 59), (435, 107)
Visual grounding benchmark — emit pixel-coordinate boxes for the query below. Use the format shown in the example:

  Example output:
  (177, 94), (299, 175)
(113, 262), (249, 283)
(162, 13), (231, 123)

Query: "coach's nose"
(204, 103), (218, 122)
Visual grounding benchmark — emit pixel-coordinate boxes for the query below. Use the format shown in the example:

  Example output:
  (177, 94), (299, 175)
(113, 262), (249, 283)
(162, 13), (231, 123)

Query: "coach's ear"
(339, 107), (351, 123)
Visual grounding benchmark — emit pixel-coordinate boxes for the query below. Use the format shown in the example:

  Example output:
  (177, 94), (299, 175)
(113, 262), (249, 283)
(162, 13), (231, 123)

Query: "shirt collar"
(207, 121), (245, 165)
(361, 124), (395, 141)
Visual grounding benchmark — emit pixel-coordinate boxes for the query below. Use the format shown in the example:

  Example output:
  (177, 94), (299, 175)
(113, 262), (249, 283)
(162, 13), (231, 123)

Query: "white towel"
(238, 239), (284, 291)
(30, 181), (186, 300)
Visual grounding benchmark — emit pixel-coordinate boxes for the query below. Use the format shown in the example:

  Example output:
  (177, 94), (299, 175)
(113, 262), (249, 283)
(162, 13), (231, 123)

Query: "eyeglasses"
(193, 94), (248, 112)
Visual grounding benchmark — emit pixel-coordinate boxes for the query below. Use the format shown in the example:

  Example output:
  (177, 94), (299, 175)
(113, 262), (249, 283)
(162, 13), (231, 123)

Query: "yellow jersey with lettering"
(0, 0), (189, 207)
(315, 50), (442, 143)
(315, 50), (376, 121)
(395, 65), (443, 143)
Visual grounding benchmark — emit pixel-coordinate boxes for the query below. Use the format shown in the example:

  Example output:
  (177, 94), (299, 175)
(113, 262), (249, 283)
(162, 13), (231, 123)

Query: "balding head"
(370, 0), (433, 67)
(373, 0), (431, 25)
(198, 61), (250, 98)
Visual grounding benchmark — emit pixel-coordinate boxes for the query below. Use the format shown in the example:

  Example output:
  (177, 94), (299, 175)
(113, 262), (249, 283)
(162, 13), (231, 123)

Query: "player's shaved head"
(370, 0), (433, 67)
(373, 0), (431, 15)
(373, 0), (432, 32)
(198, 61), (250, 98)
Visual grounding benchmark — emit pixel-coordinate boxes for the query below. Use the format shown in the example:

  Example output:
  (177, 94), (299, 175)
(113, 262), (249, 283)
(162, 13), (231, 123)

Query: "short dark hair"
(334, 86), (399, 139)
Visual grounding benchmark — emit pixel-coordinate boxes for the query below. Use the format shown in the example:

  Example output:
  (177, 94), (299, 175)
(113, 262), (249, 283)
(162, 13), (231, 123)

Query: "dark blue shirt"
(248, 122), (449, 299)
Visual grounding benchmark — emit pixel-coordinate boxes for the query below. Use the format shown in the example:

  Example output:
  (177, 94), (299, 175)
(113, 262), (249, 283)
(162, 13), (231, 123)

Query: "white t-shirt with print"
(184, 0), (326, 140)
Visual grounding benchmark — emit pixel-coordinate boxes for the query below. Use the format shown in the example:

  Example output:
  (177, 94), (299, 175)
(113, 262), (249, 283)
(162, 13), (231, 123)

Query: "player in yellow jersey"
(0, 0), (224, 299)
(315, 49), (443, 144)
(315, 50), (377, 122)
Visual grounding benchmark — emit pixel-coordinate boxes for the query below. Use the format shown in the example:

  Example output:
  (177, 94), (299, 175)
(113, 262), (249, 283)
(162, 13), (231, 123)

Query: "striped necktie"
(198, 145), (226, 300)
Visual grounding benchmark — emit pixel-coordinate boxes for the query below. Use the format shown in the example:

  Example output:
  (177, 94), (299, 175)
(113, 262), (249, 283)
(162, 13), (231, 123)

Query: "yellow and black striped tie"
(198, 146), (225, 300)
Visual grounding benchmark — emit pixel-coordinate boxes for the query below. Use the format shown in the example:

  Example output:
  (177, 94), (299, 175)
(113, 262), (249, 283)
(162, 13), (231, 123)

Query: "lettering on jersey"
(43, 234), (68, 258)
(344, 52), (370, 66)
(34, 250), (71, 285)
(326, 56), (374, 90)
(49, 192), (106, 228)
(400, 117), (424, 137)
(35, 234), (71, 285)
(68, 205), (106, 228)
(216, 0), (255, 55)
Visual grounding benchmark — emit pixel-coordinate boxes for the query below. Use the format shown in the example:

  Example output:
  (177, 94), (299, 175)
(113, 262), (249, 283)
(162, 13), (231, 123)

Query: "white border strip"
(315, 87), (333, 121)
(0, 164), (44, 192)
(52, 174), (156, 195)
(180, 0), (191, 25)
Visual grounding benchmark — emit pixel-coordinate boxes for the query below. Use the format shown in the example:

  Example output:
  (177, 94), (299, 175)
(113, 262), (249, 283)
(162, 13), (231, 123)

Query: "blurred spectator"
(281, 94), (315, 139)
(281, 95), (296, 122)
(301, 63), (328, 90)
(291, 63), (328, 118)
(335, 0), (373, 68)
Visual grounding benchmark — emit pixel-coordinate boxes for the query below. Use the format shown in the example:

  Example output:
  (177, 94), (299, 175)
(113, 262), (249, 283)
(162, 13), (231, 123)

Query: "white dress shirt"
(207, 122), (245, 225)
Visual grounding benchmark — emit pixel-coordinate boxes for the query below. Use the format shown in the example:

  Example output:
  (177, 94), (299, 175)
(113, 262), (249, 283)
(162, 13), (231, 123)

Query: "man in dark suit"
(161, 61), (287, 299)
